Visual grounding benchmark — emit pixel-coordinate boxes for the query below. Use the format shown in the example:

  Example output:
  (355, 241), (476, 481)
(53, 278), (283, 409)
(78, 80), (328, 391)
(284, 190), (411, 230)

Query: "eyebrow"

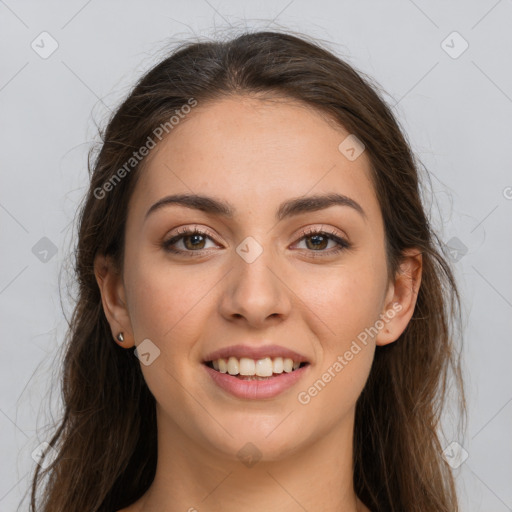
(144, 192), (366, 222)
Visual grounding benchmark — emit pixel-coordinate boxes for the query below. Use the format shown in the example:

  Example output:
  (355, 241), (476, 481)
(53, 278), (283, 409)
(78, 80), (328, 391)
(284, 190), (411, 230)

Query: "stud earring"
(116, 332), (124, 343)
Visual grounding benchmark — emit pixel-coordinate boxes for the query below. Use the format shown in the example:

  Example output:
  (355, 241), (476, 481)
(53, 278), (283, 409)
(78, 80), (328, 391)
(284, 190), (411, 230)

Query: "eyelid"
(294, 224), (348, 240)
(165, 225), (219, 243)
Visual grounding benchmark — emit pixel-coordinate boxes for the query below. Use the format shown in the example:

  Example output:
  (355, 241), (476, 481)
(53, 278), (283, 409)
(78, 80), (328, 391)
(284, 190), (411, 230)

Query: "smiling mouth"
(204, 356), (309, 380)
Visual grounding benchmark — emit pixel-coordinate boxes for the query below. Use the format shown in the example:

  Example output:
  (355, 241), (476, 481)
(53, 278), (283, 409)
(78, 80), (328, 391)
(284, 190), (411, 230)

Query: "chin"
(196, 413), (309, 462)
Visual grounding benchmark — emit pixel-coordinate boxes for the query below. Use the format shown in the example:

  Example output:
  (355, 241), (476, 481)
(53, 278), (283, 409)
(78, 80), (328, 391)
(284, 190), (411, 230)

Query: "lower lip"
(203, 364), (310, 400)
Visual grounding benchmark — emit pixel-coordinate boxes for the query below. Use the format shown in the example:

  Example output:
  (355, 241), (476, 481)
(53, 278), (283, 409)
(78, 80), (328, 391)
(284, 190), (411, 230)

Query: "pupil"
(185, 234), (205, 250)
(307, 235), (327, 250)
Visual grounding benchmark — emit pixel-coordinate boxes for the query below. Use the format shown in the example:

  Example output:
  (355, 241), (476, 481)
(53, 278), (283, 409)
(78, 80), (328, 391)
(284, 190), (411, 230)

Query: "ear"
(94, 253), (134, 348)
(376, 248), (423, 346)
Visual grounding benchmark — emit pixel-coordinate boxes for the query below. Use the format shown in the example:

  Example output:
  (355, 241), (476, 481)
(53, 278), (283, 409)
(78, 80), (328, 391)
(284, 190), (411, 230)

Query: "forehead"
(132, 95), (379, 221)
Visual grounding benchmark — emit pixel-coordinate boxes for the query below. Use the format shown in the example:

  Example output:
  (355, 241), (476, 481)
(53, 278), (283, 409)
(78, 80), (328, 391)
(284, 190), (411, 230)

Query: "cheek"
(123, 255), (212, 351)
(292, 257), (387, 415)
(123, 262), (214, 411)
(299, 258), (388, 349)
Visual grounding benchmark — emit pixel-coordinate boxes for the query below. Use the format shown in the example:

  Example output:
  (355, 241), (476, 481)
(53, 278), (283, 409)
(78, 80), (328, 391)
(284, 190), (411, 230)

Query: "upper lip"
(203, 344), (310, 363)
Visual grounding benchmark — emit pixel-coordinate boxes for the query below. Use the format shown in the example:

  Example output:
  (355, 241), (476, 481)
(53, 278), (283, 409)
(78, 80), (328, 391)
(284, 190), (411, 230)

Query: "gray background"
(1, 0), (511, 510)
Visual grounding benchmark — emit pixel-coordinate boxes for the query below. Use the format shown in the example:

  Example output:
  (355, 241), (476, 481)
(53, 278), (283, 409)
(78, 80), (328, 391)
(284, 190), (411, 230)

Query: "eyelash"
(161, 226), (351, 258)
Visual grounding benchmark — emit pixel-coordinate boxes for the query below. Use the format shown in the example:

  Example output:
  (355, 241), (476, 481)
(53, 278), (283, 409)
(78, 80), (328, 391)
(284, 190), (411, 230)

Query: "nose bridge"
(220, 235), (290, 325)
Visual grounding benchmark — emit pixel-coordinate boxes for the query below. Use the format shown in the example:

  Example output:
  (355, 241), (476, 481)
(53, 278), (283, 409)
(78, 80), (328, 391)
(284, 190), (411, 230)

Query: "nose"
(219, 244), (292, 328)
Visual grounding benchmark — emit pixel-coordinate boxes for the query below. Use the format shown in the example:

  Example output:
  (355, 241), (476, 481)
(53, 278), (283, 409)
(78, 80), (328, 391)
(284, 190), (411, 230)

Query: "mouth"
(204, 357), (310, 380)
(203, 358), (311, 400)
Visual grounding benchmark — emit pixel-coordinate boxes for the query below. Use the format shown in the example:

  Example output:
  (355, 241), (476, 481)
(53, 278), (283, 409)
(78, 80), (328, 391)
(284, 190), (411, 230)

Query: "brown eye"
(304, 234), (329, 250)
(293, 229), (350, 256)
(183, 233), (207, 250)
(162, 227), (218, 255)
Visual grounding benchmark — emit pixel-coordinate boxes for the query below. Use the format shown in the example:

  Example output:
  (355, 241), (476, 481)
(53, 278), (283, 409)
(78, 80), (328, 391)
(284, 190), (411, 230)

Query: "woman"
(29, 30), (464, 511)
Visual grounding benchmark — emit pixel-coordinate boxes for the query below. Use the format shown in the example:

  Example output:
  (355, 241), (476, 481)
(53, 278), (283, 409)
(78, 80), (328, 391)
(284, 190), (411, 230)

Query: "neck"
(136, 406), (365, 512)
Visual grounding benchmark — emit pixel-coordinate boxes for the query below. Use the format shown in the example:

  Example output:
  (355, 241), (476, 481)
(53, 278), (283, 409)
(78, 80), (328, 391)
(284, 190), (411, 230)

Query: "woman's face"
(114, 95), (403, 460)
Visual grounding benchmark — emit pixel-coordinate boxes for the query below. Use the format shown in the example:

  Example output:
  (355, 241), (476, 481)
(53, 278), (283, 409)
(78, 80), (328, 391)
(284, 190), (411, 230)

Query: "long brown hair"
(28, 30), (465, 511)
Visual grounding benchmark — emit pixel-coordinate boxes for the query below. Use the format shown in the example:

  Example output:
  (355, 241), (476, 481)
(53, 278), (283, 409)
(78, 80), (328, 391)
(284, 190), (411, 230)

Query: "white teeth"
(209, 356), (304, 376)
(273, 357), (284, 374)
(283, 358), (293, 373)
(227, 356), (239, 375)
(255, 357), (273, 377)
(239, 357), (256, 375)
(218, 358), (228, 373)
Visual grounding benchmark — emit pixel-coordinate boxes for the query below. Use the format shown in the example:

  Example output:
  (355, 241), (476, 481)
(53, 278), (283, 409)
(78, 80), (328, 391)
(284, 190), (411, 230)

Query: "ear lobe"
(376, 249), (423, 347)
(94, 253), (134, 348)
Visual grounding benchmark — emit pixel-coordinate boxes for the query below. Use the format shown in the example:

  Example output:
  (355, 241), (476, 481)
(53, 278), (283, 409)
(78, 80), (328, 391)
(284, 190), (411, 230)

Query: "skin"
(95, 95), (422, 512)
